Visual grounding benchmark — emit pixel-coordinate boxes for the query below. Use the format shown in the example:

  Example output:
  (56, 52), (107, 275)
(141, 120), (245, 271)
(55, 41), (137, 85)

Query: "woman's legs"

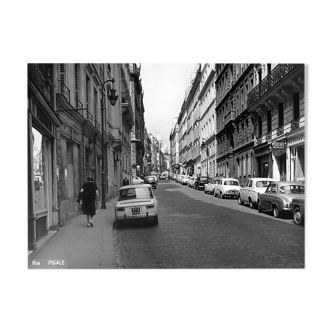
(86, 214), (90, 226)
(90, 215), (94, 226)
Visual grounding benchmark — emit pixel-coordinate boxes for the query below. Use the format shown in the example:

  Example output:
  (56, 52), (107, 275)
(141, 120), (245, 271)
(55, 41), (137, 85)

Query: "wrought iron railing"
(29, 64), (52, 104)
(75, 98), (83, 116)
(247, 64), (297, 107)
(87, 110), (93, 124)
(277, 125), (284, 136)
(291, 118), (300, 130)
(224, 111), (235, 125)
(266, 132), (272, 141)
(95, 120), (100, 132)
(60, 81), (70, 102)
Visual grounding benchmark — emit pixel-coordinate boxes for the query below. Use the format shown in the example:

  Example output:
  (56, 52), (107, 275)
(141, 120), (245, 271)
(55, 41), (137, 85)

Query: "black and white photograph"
(27, 63), (305, 269)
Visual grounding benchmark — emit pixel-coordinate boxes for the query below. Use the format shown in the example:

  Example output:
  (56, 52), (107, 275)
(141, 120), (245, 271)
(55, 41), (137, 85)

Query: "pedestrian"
(79, 176), (98, 227)
(122, 176), (129, 186)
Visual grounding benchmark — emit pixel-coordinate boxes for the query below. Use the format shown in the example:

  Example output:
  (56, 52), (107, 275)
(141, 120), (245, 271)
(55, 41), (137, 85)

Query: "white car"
(238, 178), (275, 209)
(188, 176), (197, 188)
(132, 176), (144, 185)
(204, 177), (223, 195)
(115, 184), (158, 225)
(181, 175), (190, 185)
(214, 178), (241, 199)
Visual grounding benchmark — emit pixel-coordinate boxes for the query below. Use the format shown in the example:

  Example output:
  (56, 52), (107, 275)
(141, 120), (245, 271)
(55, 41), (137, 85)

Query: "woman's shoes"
(90, 221), (94, 227)
(87, 224), (90, 227)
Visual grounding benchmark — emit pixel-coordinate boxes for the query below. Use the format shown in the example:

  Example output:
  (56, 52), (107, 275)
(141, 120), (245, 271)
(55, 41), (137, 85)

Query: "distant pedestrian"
(79, 176), (98, 227)
(122, 176), (129, 186)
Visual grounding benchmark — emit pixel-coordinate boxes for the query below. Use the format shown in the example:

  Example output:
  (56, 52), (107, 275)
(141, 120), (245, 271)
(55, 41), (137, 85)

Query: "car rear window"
(279, 185), (305, 194)
(223, 180), (239, 185)
(119, 187), (153, 200)
(256, 181), (273, 188)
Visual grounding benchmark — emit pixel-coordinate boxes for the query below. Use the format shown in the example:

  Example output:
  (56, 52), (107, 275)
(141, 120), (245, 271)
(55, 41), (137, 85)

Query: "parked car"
(238, 178), (275, 209)
(132, 176), (144, 185)
(115, 184), (158, 225)
(290, 197), (305, 225)
(176, 174), (182, 183)
(159, 174), (166, 180)
(214, 178), (241, 198)
(188, 176), (197, 188)
(194, 176), (209, 190)
(181, 175), (190, 185)
(258, 181), (305, 218)
(204, 176), (223, 195)
(144, 176), (157, 189)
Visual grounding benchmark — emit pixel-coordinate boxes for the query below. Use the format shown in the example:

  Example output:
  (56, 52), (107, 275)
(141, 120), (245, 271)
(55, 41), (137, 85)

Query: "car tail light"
(116, 207), (125, 211)
(146, 204), (154, 209)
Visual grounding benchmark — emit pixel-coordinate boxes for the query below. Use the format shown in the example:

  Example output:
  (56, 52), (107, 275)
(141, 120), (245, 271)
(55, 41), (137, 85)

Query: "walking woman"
(80, 176), (99, 227)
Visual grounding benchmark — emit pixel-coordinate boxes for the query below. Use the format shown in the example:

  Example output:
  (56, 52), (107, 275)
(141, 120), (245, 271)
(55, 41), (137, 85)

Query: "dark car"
(290, 197), (305, 225)
(144, 176), (157, 189)
(194, 176), (209, 190)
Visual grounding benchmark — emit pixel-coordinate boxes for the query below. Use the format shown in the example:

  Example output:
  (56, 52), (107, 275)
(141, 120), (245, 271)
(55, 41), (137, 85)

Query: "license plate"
(131, 207), (141, 215)
(231, 190), (237, 194)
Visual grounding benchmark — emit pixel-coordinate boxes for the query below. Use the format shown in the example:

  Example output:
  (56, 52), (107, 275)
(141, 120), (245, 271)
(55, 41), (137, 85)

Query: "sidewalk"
(28, 197), (118, 269)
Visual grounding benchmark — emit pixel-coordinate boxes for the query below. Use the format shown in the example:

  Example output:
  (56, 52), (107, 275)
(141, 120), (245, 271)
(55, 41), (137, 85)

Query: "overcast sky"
(140, 63), (198, 151)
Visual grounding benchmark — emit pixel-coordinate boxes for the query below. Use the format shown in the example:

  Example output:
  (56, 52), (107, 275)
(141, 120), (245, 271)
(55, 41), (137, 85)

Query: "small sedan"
(159, 174), (166, 180)
(144, 176), (157, 189)
(214, 178), (241, 198)
(258, 181), (305, 218)
(115, 184), (158, 225)
(132, 176), (144, 185)
(204, 177), (223, 195)
(238, 178), (274, 209)
(181, 175), (190, 185)
(188, 176), (197, 188)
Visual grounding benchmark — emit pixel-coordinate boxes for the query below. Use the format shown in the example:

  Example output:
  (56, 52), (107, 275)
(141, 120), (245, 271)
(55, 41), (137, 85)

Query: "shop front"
(286, 129), (305, 183)
(28, 95), (62, 250)
(271, 139), (287, 181)
(254, 143), (271, 178)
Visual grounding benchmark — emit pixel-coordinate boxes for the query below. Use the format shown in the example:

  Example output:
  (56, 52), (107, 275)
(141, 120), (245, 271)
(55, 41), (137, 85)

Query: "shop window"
(32, 128), (47, 212)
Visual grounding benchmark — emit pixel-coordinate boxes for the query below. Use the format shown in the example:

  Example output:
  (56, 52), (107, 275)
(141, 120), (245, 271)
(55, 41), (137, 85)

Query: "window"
(293, 92), (300, 120)
(278, 103), (284, 126)
(74, 64), (79, 105)
(267, 111), (272, 132)
(258, 117), (262, 137)
(86, 75), (90, 111)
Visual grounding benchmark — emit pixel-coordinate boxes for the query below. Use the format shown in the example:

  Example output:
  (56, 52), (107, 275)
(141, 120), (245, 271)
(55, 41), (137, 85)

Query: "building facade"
(28, 63), (143, 250)
(247, 64), (305, 182)
(169, 117), (179, 175)
(28, 64), (62, 250)
(130, 64), (145, 178)
(215, 64), (255, 185)
(199, 63), (216, 177)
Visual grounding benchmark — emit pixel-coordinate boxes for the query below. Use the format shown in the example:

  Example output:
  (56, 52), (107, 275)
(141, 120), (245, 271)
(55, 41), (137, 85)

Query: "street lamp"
(201, 139), (209, 178)
(101, 79), (118, 209)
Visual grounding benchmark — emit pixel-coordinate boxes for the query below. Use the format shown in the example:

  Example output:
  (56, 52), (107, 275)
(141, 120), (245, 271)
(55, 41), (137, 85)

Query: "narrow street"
(114, 180), (304, 268)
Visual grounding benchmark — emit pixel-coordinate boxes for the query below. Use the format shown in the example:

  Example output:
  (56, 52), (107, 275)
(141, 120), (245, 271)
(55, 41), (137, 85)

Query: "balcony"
(75, 98), (84, 116)
(87, 110), (93, 124)
(247, 64), (297, 107)
(256, 137), (262, 145)
(291, 118), (300, 130)
(224, 111), (236, 126)
(277, 125), (284, 136)
(60, 81), (70, 102)
(266, 131), (272, 141)
(95, 120), (100, 132)
(29, 64), (53, 104)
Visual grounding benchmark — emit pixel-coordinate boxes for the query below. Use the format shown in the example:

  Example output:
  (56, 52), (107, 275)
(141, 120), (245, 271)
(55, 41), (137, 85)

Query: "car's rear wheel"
(272, 205), (280, 218)
(211, 190), (214, 196)
(258, 200), (262, 213)
(220, 192), (224, 199)
(238, 195), (244, 205)
(249, 199), (256, 209)
(293, 207), (303, 225)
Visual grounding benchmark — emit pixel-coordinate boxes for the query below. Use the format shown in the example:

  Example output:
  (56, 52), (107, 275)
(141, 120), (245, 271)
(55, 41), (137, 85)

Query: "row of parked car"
(172, 175), (305, 226)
